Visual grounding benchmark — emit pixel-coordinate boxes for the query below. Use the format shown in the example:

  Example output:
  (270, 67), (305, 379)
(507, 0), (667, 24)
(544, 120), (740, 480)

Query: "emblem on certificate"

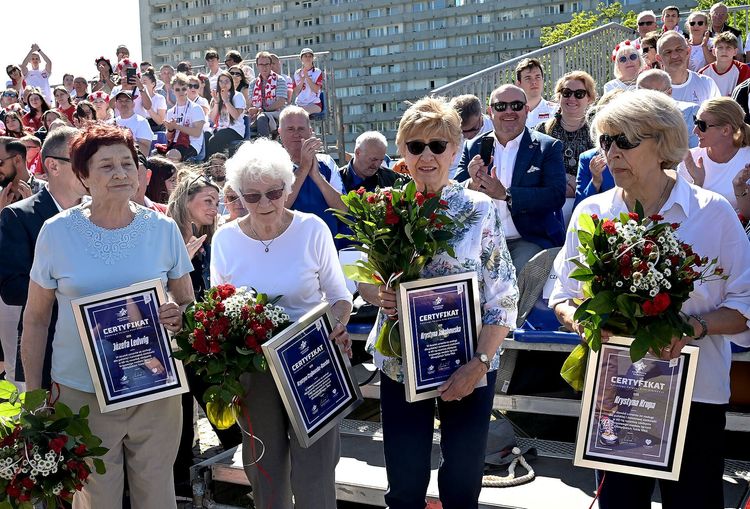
(71, 279), (189, 412)
(574, 336), (699, 480)
(397, 272), (484, 403)
(262, 303), (363, 448)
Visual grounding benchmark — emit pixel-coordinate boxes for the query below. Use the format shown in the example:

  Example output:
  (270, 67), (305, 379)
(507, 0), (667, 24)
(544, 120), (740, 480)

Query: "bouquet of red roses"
(0, 381), (107, 508)
(561, 206), (727, 390)
(173, 284), (290, 428)
(331, 179), (462, 358)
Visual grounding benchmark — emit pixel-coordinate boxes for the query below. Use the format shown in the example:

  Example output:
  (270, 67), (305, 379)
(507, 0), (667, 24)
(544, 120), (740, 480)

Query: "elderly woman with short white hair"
(210, 137), (352, 509)
(551, 89), (750, 509)
(604, 40), (646, 93)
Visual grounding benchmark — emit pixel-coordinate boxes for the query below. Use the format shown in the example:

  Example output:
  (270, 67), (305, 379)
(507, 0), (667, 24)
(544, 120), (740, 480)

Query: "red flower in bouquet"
(173, 285), (291, 428)
(331, 179), (463, 357)
(560, 204), (727, 390)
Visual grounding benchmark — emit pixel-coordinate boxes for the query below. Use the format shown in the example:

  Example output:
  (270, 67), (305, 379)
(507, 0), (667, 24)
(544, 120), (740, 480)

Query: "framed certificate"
(262, 302), (363, 448)
(397, 272), (484, 403)
(71, 279), (189, 413)
(574, 336), (699, 480)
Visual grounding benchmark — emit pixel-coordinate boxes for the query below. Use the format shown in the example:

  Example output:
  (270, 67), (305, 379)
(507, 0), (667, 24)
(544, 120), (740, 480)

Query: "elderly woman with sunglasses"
(687, 11), (715, 72)
(677, 96), (750, 209)
(604, 40), (646, 93)
(536, 71), (597, 198)
(551, 89), (750, 509)
(210, 137), (352, 509)
(361, 96), (518, 509)
(21, 123), (195, 509)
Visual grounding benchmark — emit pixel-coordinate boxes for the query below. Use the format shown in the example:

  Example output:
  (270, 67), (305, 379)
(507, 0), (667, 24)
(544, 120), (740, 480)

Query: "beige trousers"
(57, 384), (182, 509)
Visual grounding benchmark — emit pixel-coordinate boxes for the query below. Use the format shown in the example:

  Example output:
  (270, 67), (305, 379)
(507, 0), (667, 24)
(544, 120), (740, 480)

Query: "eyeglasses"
(693, 116), (721, 132)
(642, 47), (655, 54)
(405, 140), (449, 155)
(2, 92), (17, 98)
(257, 62), (272, 67)
(46, 155), (70, 163)
(689, 20), (705, 26)
(618, 53), (640, 64)
(490, 100), (526, 112)
(599, 133), (643, 151)
(242, 187), (285, 203)
(0, 155), (16, 166)
(224, 194), (240, 204)
(229, 72), (243, 77)
(188, 84), (201, 89)
(638, 20), (655, 26)
(173, 87), (187, 92)
(560, 88), (588, 99)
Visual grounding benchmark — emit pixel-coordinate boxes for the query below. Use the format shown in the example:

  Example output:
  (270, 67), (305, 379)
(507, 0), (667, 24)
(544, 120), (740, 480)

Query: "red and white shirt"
(699, 61), (750, 97)
(293, 68), (324, 107)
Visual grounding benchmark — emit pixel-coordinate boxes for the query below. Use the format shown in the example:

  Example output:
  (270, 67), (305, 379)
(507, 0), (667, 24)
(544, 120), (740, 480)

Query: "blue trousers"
(596, 402), (726, 509)
(380, 370), (497, 509)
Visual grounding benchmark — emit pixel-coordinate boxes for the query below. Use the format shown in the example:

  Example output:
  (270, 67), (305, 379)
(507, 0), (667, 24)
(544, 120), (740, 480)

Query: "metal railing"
(431, 22), (635, 101)
(192, 51), (344, 161)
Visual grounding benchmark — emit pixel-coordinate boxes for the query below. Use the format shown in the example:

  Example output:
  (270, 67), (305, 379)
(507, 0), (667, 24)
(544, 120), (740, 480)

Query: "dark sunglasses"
(490, 100), (526, 112)
(689, 20), (705, 26)
(405, 140), (449, 155)
(188, 84), (201, 89)
(2, 91), (18, 98)
(561, 88), (588, 99)
(229, 72), (243, 77)
(46, 155), (70, 163)
(242, 187), (285, 203)
(599, 133), (642, 151)
(638, 20), (655, 26)
(618, 53), (639, 64)
(173, 87), (187, 92)
(693, 116), (720, 132)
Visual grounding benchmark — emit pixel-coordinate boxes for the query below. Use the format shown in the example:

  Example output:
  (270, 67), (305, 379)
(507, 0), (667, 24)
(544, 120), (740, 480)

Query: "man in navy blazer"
(0, 126), (85, 389)
(455, 84), (566, 273)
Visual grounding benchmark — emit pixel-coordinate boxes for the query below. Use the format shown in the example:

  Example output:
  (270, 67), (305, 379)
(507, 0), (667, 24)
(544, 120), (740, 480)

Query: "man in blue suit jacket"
(455, 84), (566, 273)
(0, 127), (85, 389)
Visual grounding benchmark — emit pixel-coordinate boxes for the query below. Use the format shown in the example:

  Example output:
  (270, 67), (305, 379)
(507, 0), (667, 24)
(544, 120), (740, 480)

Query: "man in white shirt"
(205, 50), (222, 92)
(20, 44), (52, 103)
(661, 5), (681, 33)
(658, 31), (721, 104)
(114, 90), (153, 156)
(515, 58), (558, 128)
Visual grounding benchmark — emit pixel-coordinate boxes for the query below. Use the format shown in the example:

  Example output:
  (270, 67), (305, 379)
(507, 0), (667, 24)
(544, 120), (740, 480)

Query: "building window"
(347, 11), (361, 21)
(502, 31), (513, 41)
(429, 38), (447, 50)
(237, 9), (249, 18)
(412, 2), (425, 12)
(272, 3), (282, 12)
(500, 13), (512, 21)
(331, 14), (341, 22)
(368, 8), (382, 17)
(570, 2), (581, 12)
(237, 27), (250, 36)
(348, 48), (364, 58)
(544, 5), (558, 14)
(521, 28), (535, 39)
(369, 45), (387, 56)
(303, 18), (313, 27)
(520, 8), (534, 18)
(223, 29), (232, 38)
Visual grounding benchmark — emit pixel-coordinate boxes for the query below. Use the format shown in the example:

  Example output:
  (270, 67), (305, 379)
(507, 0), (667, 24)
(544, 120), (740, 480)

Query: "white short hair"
(225, 138), (295, 195)
(278, 105), (309, 128)
(355, 131), (387, 151)
(636, 69), (672, 90)
(637, 10), (656, 21)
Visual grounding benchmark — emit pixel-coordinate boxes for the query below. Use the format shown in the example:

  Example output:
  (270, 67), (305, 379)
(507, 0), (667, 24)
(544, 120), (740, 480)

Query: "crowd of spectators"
(0, 2), (749, 508)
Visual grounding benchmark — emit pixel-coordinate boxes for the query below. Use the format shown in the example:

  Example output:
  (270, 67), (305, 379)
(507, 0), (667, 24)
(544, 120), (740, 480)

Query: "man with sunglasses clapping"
(455, 84), (566, 273)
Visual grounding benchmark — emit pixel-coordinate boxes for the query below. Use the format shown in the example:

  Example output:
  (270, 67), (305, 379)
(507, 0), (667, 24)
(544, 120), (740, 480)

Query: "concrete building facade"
(139, 0), (695, 150)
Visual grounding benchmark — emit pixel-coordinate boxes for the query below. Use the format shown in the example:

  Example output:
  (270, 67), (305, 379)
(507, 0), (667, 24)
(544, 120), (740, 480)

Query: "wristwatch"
(474, 352), (490, 371)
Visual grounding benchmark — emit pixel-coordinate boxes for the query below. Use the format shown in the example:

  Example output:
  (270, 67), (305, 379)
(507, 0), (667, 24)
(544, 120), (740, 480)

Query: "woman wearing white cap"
(292, 48), (324, 114)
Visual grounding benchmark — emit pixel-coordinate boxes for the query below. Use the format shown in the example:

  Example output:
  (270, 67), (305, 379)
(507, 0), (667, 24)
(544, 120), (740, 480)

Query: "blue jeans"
(380, 369), (497, 509)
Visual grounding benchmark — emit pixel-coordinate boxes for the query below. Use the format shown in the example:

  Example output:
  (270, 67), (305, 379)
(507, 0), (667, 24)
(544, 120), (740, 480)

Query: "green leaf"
(560, 343), (589, 391)
(0, 381), (17, 402)
(93, 458), (107, 475)
(20, 390), (47, 412)
(631, 332), (651, 361)
(253, 355), (268, 372)
(587, 291), (615, 315)
(342, 265), (380, 285)
(578, 213), (596, 235)
(569, 267), (595, 281)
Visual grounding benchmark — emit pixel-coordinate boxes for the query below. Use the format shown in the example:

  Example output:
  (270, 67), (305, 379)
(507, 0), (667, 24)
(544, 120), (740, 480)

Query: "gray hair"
(591, 89), (687, 169)
(41, 126), (79, 174)
(637, 10), (656, 21)
(636, 69), (673, 90)
(225, 138), (295, 195)
(710, 2), (727, 14)
(278, 105), (309, 128)
(355, 131), (387, 151)
(657, 30), (689, 54)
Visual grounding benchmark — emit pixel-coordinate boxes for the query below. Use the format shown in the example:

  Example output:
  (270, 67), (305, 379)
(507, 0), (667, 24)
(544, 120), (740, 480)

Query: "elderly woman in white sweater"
(210, 137), (352, 509)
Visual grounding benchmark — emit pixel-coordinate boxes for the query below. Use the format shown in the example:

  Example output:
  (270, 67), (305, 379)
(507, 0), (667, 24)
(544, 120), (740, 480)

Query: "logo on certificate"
(116, 308), (128, 320)
(299, 340), (308, 353)
(632, 360), (647, 377)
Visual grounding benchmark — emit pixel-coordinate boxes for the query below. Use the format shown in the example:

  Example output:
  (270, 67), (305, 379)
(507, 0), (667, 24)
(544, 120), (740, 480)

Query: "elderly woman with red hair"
(21, 123), (194, 508)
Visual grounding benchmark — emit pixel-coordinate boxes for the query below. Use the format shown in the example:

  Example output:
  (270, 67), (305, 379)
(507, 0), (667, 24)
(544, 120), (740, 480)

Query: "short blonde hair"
(395, 96), (461, 154)
(225, 137), (295, 195)
(698, 97), (750, 148)
(591, 89), (687, 169)
(612, 42), (646, 80)
(685, 11), (710, 31)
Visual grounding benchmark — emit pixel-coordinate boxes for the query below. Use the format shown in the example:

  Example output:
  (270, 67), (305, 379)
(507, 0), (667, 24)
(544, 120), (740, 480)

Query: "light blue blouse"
(30, 205), (193, 393)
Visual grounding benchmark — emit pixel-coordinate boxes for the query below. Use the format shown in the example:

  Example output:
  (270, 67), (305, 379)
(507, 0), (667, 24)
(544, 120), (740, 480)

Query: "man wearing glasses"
(225, 50), (254, 82)
(248, 51), (288, 137)
(634, 10), (657, 46)
(0, 128), (86, 390)
(456, 84), (565, 272)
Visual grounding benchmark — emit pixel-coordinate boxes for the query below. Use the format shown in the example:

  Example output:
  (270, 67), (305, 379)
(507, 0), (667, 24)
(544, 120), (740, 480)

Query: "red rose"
(628, 212), (639, 221)
(649, 214), (664, 221)
(425, 192), (436, 199)
(67, 459), (79, 471)
(74, 444), (87, 455)
(206, 310), (215, 319)
(356, 187), (366, 195)
(254, 304), (264, 314)
(5, 485), (20, 498)
(194, 310), (205, 321)
(619, 254), (632, 267)
(366, 195), (376, 203)
(439, 199), (448, 207)
(245, 335), (259, 349)
(208, 341), (221, 354)
(60, 489), (73, 499)
(49, 436), (68, 454)
(209, 322), (224, 337)
(414, 192), (425, 206)
(591, 214), (598, 221)
(385, 209), (400, 225)
(217, 284), (235, 299)
(20, 477), (34, 490)
(214, 302), (225, 313)
(77, 466), (90, 481)
(670, 223), (680, 229)
(653, 293), (671, 313)
(602, 219), (617, 235)
(642, 300), (657, 315)
(192, 334), (209, 354)
(621, 267), (632, 279)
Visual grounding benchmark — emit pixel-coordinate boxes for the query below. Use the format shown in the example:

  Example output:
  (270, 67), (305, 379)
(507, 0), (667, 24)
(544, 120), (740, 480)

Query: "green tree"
(540, 2), (637, 47)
